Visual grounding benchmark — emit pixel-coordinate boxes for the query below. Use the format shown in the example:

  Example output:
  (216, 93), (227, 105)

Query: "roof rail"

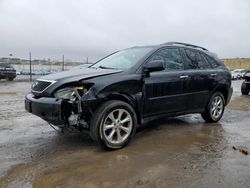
(162, 42), (208, 51)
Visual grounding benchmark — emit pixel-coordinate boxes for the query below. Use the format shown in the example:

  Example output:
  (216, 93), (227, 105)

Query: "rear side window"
(184, 49), (212, 69)
(149, 48), (184, 71)
(202, 54), (220, 68)
(199, 53), (213, 69)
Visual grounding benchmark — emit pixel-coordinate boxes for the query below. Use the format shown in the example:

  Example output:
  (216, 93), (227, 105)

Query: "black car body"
(241, 70), (250, 95)
(0, 63), (16, 81)
(25, 42), (233, 149)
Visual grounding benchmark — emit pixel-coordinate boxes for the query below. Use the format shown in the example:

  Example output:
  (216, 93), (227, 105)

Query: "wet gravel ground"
(0, 80), (250, 188)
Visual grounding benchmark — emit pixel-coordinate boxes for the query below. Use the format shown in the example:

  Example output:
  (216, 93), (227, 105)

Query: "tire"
(90, 100), (137, 149)
(201, 92), (225, 122)
(6, 77), (14, 81)
(241, 82), (249, 95)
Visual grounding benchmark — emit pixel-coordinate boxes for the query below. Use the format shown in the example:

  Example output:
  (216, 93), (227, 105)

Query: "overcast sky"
(0, 0), (249, 62)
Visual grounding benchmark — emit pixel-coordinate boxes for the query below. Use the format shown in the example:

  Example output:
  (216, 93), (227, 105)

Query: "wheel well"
(216, 87), (228, 103)
(105, 94), (141, 124)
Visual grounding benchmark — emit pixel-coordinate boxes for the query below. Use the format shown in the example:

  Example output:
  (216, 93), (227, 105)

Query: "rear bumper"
(226, 87), (233, 105)
(25, 93), (64, 125)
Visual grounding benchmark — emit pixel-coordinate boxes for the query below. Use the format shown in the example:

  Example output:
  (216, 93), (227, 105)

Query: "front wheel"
(90, 100), (137, 149)
(201, 92), (225, 122)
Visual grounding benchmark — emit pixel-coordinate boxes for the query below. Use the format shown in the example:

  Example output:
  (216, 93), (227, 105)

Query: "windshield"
(91, 47), (153, 70)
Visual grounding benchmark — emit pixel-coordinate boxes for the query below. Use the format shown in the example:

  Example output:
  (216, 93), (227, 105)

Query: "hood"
(40, 67), (123, 82)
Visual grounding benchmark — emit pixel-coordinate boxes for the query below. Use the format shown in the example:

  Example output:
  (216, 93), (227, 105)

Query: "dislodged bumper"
(25, 93), (64, 125)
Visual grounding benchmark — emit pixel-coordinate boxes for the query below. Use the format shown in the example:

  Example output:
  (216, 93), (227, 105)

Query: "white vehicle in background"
(231, 69), (245, 80)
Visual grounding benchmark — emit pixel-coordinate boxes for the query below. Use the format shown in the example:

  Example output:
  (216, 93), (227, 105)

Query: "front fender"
(81, 75), (143, 123)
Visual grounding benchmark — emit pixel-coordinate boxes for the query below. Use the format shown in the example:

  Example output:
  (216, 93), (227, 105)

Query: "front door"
(143, 47), (188, 117)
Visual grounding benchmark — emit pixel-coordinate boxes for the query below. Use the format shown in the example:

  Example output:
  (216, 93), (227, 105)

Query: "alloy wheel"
(103, 109), (132, 145)
(210, 95), (223, 120)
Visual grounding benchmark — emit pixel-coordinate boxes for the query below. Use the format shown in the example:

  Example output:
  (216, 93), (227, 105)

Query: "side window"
(199, 52), (212, 69)
(184, 49), (200, 69)
(184, 49), (212, 69)
(149, 48), (184, 71)
(203, 54), (220, 68)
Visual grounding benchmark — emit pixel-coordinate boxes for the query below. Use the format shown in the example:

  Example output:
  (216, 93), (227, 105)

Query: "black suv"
(25, 42), (233, 149)
(0, 63), (16, 81)
(241, 70), (250, 95)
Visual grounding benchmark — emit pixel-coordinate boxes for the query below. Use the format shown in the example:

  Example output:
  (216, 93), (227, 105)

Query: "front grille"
(32, 80), (53, 92)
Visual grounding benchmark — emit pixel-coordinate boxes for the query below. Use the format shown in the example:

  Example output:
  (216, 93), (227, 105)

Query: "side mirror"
(144, 60), (165, 73)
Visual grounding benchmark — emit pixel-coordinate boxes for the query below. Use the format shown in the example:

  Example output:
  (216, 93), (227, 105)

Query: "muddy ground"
(0, 80), (249, 188)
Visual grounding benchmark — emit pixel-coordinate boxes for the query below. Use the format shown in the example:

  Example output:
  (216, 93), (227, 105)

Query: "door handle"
(180, 75), (189, 79)
(210, 73), (217, 77)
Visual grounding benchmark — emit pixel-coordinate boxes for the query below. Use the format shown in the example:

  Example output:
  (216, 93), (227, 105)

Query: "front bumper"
(25, 93), (64, 125)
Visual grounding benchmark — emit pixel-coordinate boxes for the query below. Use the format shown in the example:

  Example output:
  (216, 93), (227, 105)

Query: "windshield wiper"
(98, 66), (117, 70)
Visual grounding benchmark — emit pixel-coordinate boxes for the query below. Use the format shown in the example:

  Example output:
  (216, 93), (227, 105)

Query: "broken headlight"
(54, 86), (86, 100)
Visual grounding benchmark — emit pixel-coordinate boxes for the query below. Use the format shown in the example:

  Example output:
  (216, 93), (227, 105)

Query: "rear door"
(181, 48), (217, 110)
(143, 47), (188, 117)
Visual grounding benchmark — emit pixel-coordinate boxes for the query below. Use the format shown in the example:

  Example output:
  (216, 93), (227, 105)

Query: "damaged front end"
(56, 86), (89, 130)
(25, 83), (97, 131)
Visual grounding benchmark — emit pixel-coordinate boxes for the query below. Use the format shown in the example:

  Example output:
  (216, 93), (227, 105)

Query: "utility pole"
(29, 52), (32, 82)
(9, 54), (13, 64)
(62, 55), (64, 71)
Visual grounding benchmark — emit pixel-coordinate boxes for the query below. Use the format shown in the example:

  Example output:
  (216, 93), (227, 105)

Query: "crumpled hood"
(40, 67), (123, 83)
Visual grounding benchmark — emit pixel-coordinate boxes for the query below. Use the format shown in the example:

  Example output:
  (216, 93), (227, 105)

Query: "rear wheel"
(90, 100), (137, 149)
(241, 82), (249, 95)
(201, 92), (225, 122)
